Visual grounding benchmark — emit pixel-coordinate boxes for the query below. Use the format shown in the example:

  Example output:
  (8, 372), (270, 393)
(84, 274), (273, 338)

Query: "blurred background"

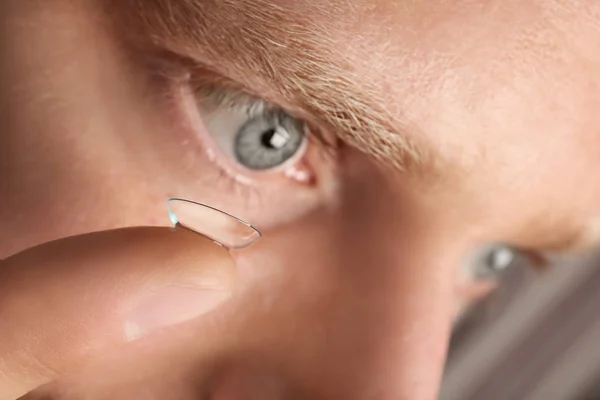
(442, 248), (600, 400)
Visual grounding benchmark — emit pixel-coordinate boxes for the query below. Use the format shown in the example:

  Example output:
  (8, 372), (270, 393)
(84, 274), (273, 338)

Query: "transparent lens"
(167, 198), (261, 250)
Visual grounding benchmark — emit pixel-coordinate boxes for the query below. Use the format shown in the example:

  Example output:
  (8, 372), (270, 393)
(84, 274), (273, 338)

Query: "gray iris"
(475, 244), (520, 280)
(234, 111), (305, 170)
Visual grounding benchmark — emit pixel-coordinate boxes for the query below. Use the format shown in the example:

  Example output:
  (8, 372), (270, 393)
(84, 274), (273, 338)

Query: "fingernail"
(125, 286), (230, 341)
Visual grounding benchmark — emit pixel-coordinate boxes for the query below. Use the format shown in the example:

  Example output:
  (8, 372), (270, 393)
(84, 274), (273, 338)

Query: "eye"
(199, 91), (309, 172)
(455, 244), (539, 318)
(171, 81), (335, 228)
(475, 245), (519, 279)
(466, 244), (540, 282)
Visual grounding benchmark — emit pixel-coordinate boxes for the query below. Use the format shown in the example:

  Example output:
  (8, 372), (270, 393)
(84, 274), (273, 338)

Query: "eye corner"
(521, 249), (551, 272)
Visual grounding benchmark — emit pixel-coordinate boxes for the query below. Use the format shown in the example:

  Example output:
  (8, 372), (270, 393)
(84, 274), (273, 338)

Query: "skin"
(2, 0), (600, 398)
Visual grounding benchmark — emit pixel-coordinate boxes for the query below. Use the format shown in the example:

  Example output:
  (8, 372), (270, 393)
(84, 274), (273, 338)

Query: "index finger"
(0, 227), (236, 399)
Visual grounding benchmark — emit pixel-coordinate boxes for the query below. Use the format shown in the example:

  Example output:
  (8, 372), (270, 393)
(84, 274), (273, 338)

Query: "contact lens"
(167, 198), (261, 250)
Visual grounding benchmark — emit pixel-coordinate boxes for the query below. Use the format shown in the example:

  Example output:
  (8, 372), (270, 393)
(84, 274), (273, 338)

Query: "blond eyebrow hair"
(126, 0), (431, 172)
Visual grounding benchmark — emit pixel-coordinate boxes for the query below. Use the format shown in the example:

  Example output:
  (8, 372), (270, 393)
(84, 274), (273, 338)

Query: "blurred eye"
(455, 244), (537, 318)
(199, 91), (308, 172)
(467, 244), (539, 281)
(475, 245), (519, 279)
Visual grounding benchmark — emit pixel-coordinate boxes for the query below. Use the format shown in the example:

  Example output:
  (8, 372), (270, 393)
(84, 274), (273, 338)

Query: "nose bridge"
(252, 164), (460, 399)
(229, 160), (461, 399)
(319, 174), (456, 398)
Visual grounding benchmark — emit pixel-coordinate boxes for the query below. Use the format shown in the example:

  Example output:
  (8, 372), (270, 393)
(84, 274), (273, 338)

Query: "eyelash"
(214, 159), (263, 200)
(185, 71), (334, 148)
(196, 84), (269, 114)
(197, 84), (310, 148)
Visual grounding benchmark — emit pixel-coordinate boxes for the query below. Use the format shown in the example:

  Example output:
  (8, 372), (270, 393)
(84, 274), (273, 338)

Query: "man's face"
(3, 0), (600, 398)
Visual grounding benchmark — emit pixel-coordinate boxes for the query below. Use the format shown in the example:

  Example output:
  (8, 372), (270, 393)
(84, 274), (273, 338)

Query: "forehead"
(139, 0), (552, 76)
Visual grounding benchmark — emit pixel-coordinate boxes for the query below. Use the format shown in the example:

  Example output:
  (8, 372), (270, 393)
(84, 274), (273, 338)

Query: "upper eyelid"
(197, 85), (272, 115)
(151, 49), (339, 151)
(186, 75), (333, 147)
(153, 50), (336, 150)
(174, 58), (325, 129)
(183, 63), (278, 109)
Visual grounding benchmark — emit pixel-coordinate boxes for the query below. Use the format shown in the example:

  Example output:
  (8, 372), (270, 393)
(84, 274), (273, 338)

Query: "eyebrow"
(129, 0), (430, 172)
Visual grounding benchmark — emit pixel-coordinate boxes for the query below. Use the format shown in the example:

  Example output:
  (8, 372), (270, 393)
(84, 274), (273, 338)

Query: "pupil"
(487, 247), (515, 272)
(260, 128), (277, 149)
(260, 126), (289, 150)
